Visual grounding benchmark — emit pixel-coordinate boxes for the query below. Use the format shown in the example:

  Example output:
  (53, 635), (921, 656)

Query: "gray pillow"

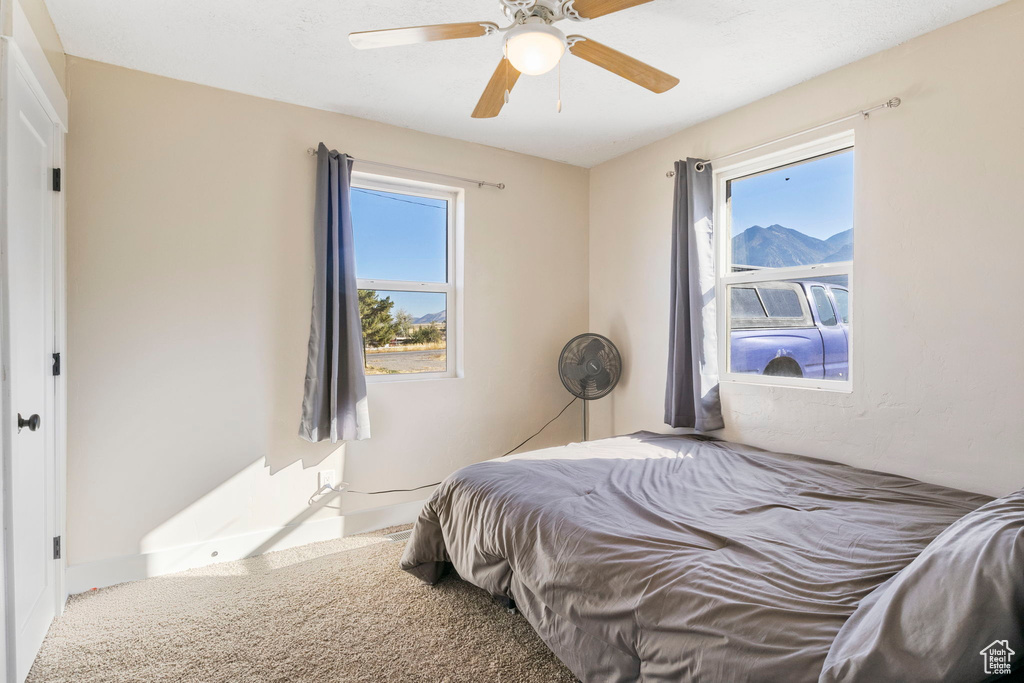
(820, 488), (1024, 682)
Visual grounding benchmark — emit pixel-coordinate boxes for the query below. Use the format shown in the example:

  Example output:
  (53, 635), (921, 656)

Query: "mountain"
(824, 228), (853, 250)
(732, 225), (852, 268)
(412, 310), (446, 324)
(821, 229), (853, 262)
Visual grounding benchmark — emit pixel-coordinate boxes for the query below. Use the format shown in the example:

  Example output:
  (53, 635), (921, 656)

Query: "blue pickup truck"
(729, 280), (849, 380)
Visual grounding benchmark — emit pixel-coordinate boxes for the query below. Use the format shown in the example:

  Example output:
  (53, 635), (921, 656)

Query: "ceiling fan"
(349, 0), (679, 118)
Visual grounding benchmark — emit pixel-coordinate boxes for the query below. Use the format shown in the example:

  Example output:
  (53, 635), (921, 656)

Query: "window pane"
(358, 289), (446, 375)
(832, 288), (850, 324)
(758, 286), (804, 318)
(728, 276), (849, 381)
(352, 187), (448, 283)
(728, 149), (853, 272)
(731, 287), (766, 318)
(811, 286), (838, 326)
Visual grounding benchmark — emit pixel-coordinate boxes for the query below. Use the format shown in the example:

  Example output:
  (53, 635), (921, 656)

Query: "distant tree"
(411, 323), (443, 345)
(394, 309), (414, 338)
(358, 290), (400, 363)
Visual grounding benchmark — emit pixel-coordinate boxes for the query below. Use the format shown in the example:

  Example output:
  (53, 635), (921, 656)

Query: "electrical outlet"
(318, 471), (336, 490)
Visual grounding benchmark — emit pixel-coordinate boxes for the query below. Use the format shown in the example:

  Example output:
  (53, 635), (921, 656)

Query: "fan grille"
(558, 333), (622, 400)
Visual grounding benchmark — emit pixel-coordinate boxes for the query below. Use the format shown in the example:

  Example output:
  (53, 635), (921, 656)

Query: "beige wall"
(589, 0), (1024, 497)
(66, 57), (589, 571)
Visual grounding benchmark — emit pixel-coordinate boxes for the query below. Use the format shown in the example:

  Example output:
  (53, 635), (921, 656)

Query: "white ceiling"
(45, 0), (1007, 167)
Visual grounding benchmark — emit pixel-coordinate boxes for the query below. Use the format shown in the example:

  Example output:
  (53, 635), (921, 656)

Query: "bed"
(399, 432), (1001, 681)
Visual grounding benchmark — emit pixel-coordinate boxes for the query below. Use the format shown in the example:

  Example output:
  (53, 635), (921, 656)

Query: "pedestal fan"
(558, 333), (622, 441)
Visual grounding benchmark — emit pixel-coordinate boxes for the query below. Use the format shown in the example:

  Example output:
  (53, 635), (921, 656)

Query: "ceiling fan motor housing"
(500, 0), (589, 23)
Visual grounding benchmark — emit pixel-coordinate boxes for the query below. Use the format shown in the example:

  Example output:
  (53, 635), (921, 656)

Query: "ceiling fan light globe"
(505, 23), (566, 76)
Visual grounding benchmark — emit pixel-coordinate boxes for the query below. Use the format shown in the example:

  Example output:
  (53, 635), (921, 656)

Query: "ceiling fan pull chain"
(556, 60), (563, 113)
(504, 49), (511, 104)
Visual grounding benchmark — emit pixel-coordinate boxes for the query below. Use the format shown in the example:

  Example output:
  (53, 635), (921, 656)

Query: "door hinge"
(52, 167), (61, 192)
(53, 536), (61, 560)
(52, 352), (61, 376)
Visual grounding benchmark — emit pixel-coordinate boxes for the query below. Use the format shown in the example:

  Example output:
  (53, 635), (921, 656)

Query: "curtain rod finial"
(666, 170), (676, 178)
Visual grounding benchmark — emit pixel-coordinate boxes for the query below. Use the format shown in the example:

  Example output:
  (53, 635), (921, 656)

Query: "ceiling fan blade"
(567, 0), (654, 19)
(567, 36), (679, 93)
(350, 22), (498, 50)
(472, 57), (522, 119)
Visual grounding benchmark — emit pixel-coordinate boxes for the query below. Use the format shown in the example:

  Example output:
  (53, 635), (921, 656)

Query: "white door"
(5, 54), (58, 682)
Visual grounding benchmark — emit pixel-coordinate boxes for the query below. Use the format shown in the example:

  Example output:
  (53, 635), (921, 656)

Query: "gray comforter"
(400, 433), (991, 682)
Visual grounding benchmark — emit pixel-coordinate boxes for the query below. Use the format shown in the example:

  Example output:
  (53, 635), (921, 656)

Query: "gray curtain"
(665, 158), (724, 431)
(299, 143), (371, 443)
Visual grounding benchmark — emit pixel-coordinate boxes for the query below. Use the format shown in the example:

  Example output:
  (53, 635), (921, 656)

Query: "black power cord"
(346, 482), (441, 495)
(346, 396), (579, 495)
(500, 396), (577, 458)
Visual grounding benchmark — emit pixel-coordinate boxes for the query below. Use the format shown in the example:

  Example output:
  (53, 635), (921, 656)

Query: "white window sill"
(366, 373), (462, 385)
(720, 375), (853, 394)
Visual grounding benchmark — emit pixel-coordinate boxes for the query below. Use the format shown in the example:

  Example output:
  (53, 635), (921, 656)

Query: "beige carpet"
(29, 527), (575, 682)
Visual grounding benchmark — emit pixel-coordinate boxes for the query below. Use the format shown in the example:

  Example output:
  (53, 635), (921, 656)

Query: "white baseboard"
(340, 498), (428, 536)
(66, 499), (427, 595)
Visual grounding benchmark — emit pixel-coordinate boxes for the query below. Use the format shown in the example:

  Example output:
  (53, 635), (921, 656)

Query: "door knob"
(17, 413), (40, 432)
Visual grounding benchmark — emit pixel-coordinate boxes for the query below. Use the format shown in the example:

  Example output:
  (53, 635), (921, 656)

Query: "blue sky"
(730, 149), (853, 241)
(351, 188), (448, 319)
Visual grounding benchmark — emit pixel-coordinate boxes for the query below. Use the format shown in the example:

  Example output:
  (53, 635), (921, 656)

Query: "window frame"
(351, 171), (463, 383)
(713, 130), (855, 392)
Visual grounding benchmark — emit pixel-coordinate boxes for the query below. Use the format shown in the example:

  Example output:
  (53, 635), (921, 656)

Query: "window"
(758, 284), (806, 320)
(730, 287), (767, 319)
(810, 286), (838, 327)
(351, 173), (462, 380)
(832, 288), (849, 324)
(715, 132), (854, 389)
